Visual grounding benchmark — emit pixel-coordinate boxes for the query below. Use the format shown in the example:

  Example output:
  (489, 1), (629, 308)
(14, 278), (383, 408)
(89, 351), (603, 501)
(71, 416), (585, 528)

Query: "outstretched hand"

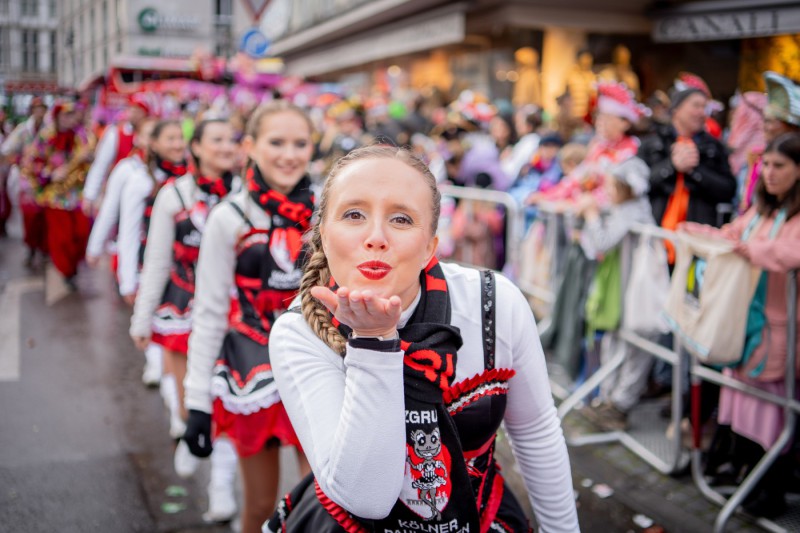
(310, 286), (402, 338)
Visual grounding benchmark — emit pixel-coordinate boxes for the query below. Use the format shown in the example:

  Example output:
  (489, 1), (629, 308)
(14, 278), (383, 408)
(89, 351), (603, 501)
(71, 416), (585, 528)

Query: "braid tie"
(301, 233), (347, 355)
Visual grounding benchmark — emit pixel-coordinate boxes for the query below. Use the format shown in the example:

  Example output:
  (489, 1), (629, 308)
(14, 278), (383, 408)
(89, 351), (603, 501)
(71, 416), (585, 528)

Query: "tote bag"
(585, 247), (622, 341)
(623, 235), (671, 336)
(519, 220), (554, 318)
(664, 230), (759, 364)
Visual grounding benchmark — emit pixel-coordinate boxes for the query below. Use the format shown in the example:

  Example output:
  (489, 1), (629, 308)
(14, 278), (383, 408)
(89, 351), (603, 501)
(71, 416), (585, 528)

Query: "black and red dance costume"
(150, 170), (236, 354)
(137, 158), (187, 269)
(266, 262), (531, 532)
(209, 166), (315, 457)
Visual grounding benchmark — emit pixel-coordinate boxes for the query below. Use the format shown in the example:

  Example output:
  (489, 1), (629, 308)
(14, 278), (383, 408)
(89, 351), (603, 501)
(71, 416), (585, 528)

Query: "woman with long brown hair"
(183, 101), (314, 532)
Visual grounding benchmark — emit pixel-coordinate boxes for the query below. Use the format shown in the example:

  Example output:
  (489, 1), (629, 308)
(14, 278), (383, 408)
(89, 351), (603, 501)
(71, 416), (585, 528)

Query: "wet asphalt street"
(0, 236), (305, 533)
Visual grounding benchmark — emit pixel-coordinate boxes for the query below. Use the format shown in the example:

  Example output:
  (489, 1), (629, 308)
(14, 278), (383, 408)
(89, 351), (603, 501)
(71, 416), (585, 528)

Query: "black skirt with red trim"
(150, 273), (193, 355)
(263, 470), (531, 533)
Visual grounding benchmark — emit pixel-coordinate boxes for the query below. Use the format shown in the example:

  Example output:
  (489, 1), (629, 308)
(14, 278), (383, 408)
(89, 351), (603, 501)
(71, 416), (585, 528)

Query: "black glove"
(183, 409), (213, 458)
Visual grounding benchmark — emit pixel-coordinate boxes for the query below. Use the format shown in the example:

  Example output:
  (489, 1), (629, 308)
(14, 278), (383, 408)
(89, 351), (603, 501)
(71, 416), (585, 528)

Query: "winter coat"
(638, 123), (736, 228)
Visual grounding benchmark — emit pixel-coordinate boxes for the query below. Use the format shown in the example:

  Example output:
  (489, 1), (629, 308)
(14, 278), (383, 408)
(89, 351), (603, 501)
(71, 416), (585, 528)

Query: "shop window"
(49, 0), (57, 18)
(0, 0), (9, 16)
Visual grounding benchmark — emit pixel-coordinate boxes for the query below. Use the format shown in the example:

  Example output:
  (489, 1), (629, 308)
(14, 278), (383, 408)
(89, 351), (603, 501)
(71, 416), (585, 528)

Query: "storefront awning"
(281, 6), (465, 78)
(651, 0), (800, 42)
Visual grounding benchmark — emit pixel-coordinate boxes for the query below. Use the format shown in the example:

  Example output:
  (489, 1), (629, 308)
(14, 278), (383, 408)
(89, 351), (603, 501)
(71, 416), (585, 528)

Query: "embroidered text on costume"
(384, 519), (469, 533)
(406, 409), (438, 424)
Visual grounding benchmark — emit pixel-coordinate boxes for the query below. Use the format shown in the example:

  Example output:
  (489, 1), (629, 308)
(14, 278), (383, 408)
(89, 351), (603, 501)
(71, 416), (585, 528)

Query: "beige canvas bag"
(664, 230), (760, 364)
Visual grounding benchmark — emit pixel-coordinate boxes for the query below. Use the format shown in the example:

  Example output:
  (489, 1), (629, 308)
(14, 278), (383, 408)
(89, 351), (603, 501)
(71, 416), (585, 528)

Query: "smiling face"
(762, 150), (800, 200)
(244, 110), (313, 195)
(320, 157), (439, 309)
(191, 121), (237, 176)
(152, 122), (186, 164)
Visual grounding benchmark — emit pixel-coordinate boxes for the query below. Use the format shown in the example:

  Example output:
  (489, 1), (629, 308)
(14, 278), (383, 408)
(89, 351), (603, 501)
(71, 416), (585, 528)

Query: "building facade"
(256, 0), (800, 114)
(0, 0), (60, 103)
(58, 0), (236, 88)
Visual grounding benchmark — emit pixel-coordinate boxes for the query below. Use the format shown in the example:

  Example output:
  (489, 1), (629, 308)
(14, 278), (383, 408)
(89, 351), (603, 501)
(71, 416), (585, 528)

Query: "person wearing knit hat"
(738, 72), (800, 213)
(672, 72), (725, 139)
(638, 78), (736, 255)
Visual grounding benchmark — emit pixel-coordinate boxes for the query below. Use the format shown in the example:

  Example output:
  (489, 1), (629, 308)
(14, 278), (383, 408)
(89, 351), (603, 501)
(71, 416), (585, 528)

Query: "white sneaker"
(173, 439), (199, 478)
(141, 344), (162, 387)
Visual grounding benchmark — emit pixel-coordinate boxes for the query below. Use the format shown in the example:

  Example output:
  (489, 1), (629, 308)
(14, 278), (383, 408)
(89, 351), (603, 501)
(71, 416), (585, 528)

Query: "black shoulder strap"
(228, 201), (253, 228)
(173, 185), (186, 211)
(480, 270), (496, 370)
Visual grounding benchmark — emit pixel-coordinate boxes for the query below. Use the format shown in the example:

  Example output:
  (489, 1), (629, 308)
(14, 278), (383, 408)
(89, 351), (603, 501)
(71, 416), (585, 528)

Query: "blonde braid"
(300, 226), (347, 355)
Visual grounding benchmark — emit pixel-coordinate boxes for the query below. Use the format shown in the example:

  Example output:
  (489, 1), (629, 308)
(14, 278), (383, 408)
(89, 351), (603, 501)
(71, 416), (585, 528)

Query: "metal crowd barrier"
(690, 270), (798, 533)
(437, 184), (523, 273)
(438, 187), (799, 529)
(552, 221), (690, 475)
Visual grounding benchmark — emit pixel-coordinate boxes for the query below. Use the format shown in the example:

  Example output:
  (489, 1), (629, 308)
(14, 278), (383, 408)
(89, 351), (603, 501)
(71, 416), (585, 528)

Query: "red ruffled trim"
(314, 481), (368, 533)
(151, 332), (188, 354)
(443, 368), (516, 406)
(212, 398), (301, 457)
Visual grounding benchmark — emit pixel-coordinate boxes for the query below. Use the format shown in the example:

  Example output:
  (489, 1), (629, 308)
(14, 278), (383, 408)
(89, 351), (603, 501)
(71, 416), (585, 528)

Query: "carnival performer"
(21, 100), (95, 289)
(737, 72), (800, 213)
(264, 145), (579, 532)
(182, 101), (315, 533)
(129, 118), (239, 522)
(87, 118), (187, 386)
(528, 81), (646, 209)
(82, 94), (151, 216)
(86, 118), (187, 303)
(85, 116), (157, 283)
(0, 97), (48, 267)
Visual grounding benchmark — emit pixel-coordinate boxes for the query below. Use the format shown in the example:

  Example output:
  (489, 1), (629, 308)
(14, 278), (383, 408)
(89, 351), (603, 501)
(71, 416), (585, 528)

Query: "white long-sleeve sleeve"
(129, 175), (193, 338)
(270, 263), (579, 529)
(183, 187), (248, 414)
(270, 314), (408, 519)
(496, 273), (579, 532)
(83, 126), (119, 202)
(117, 166), (155, 296)
(86, 157), (134, 258)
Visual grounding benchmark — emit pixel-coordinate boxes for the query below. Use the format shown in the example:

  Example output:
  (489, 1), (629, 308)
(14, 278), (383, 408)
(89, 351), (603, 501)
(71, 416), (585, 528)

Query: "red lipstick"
(357, 261), (392, 280)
